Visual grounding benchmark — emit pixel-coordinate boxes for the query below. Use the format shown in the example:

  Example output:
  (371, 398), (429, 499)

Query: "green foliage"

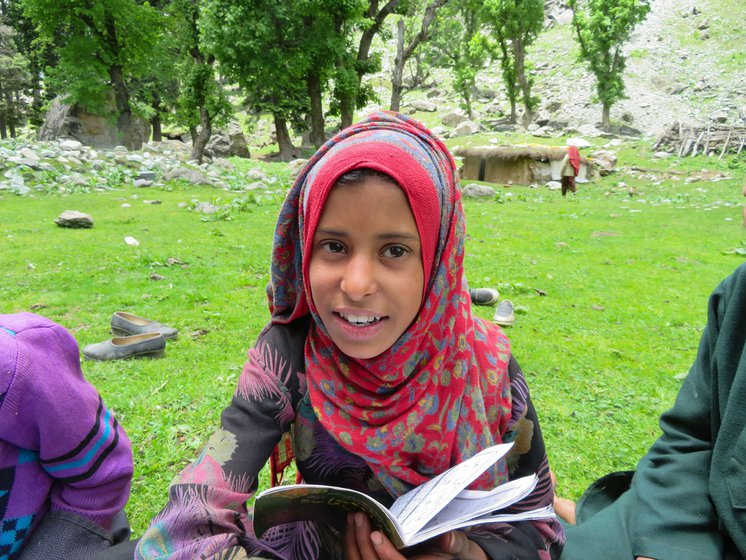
(568, 0), (651, 125)
(20, 0), (161, 116)
(483, 0), (544, 121)
(0, 22), (30, 136)
(426, 0), (488, 117)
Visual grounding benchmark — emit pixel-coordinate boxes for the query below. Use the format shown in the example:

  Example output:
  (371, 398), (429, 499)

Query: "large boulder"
(204, 122), (250, 159)
(39, 96), (150, 150)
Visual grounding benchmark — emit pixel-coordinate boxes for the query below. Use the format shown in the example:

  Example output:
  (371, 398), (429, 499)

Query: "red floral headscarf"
(268, 111), (512, 495)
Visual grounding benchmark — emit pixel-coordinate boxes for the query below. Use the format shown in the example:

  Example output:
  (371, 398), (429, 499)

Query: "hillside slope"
(524, 0), (745, 136)
(380, 0), (745, 140)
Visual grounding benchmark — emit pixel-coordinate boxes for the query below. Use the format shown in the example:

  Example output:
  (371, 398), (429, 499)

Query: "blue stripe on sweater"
(44, 408), (113, 473)
(1, 328), (15, 336)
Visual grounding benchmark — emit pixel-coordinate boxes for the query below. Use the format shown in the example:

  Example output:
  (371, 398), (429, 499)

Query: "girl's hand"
(344, 513), (488, 560)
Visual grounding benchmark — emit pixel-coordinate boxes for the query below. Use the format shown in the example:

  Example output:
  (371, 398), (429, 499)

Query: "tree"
(483, 0), (544, 125)
(568, 0), (650, 130)
(168, 0), (231, 162)
(336, 0), (404, 129)
(389, 0), (449, 112)
(1, 0), (54, 127)
(0, 21), (30, 138)
(201, 0), (310, 160)
(20, 0), (161, 149)
(426, 0), (488, 119)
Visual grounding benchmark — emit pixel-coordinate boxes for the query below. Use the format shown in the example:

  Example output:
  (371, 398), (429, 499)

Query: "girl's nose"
(340, 255), (376, 300)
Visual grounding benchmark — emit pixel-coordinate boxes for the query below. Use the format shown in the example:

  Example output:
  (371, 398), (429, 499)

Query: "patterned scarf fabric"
(268, 111), (512, 496)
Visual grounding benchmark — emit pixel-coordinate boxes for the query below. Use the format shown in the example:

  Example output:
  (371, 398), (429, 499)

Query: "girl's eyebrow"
(315, 228), (419, 242)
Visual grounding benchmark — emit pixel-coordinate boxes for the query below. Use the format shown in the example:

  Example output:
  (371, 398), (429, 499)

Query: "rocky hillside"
(518, 0), (744, 136)
(385, 0), (745, 141)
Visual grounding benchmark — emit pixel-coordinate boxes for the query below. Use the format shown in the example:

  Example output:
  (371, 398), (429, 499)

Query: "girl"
(133, 112), (562, 559)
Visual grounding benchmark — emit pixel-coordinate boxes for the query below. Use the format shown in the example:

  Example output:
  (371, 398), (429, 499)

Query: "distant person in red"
(560, 145), (581, 197)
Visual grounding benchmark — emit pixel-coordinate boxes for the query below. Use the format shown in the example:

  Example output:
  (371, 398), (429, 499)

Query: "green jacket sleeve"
(628, 271), (734, 560)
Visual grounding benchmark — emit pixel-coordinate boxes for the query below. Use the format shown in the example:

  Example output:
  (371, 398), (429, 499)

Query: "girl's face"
(309, 176), (424, 359)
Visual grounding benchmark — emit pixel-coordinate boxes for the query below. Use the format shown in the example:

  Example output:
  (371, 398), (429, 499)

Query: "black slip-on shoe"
(83, 332), (166, 361)
(111, 311), (178, 340)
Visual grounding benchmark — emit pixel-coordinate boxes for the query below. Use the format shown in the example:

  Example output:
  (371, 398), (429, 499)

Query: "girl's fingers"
(344, 513), (362, 560)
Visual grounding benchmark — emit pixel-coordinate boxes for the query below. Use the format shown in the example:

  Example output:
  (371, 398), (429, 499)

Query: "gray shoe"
(111, 311), (178, 340)
(469, 288), (500, 306)
(493, 300), (515, 326)
(83, 333), (166, 361)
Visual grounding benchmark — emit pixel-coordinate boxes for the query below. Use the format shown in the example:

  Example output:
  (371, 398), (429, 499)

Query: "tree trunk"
(104, 14), (136, 149)
(390, 0), (448, 112)
(340, 0), (404, 128)
(151, 114), (162, 142)
(390, 18), (406, 112)
(306, 71), (326, 148)
(190, 107), (211, 163)
(0, 113), (6, 139)
(274, 114), (296, 161)
(5, 90), (16, 138)
(514, 40), (533, 127)
(109, 64), (135, 149)
(601, 103), (611, 130)
(509, 100), (517, 124)
(151, 95), (162, 142)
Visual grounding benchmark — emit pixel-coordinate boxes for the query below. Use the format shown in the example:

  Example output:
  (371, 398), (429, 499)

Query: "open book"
(253, 442), (554, 549)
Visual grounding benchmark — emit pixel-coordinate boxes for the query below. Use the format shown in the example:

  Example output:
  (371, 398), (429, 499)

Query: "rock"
(205, 122), (250, 159)
(19, 148), (40, 161)
(40, 96), (150, 150)
(653, 151), (673, 158)
(163, 167), (212, 185)
(442, 111), (469, 127)
(453, 121), (480, 137)
(134, 179), (153, 188)
(246, 168), (268, 181)
(136, 171), (157, 182)
(287, 158), (308, 177)
(462, 184), (496, 198)
(546, 181), (561, 190)
(566, 137), (593, 148)
(54, 210), (94, 229)
(124, 236), (140, 246)
(590, 150), (618, 175)
(194, 202), (220, 214)
(408, 100), (438, 112)
(59, 139), (84, 151)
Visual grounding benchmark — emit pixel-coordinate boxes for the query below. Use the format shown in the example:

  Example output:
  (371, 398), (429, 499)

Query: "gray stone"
(54, 210), (94, 228)
(590, 150), (618, 175)
(462, 184), (496, 198)
(163, 167), (212, 185)
(287, 158), (308, 177)
(408, 100), (438, 112)
(136, 171), (157, 182)
(134, 179), (153, 188)
(442, 111), (469, 127)
(453, 121), (480, 137)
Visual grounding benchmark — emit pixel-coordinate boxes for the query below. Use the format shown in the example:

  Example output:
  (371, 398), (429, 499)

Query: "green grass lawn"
(1, 147), (745, 534)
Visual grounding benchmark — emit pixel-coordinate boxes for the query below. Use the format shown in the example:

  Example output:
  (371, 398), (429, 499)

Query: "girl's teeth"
(341, 313), (380, 325)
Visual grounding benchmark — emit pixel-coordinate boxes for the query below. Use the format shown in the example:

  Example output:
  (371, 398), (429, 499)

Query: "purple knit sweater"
(0, 313), (133, 559)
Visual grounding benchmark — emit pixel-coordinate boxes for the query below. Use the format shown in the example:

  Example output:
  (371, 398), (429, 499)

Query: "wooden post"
(719, 128), (733, 159)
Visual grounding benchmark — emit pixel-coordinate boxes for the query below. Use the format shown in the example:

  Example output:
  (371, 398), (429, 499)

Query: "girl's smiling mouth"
(336, 312), (383, 326)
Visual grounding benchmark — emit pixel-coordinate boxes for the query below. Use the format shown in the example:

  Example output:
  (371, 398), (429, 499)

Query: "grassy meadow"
(2, 138), (745, 534)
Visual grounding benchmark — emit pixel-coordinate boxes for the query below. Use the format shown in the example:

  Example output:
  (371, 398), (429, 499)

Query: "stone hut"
(453, 145), (594, 186)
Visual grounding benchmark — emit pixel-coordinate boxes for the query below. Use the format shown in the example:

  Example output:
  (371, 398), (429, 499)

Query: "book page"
(412, 474), (537, 540)
(389, 442), (513, 540)
(410, 505), (556, 545)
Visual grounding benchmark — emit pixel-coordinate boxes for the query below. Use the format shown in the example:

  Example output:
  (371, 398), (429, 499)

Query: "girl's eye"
(382, 245), (408, 258)
(321, 240), (346, 254)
